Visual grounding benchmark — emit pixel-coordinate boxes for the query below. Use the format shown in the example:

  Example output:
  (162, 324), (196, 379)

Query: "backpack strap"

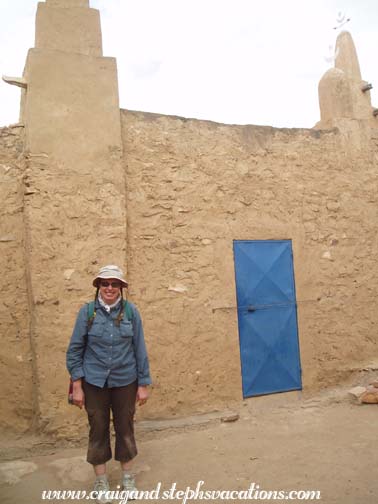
(87, 301), (96, 329)
(124, 300), (133, 322)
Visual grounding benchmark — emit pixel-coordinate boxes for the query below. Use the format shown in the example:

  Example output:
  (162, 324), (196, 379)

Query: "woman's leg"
(111, 381), (138, 493)
(82, 380), (112, 467)
(111, 380), (138, 463)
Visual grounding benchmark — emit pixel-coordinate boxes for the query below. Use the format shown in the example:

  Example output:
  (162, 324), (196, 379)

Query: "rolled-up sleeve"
(66, 305), (87, 381)
(132, 306), (152, 386)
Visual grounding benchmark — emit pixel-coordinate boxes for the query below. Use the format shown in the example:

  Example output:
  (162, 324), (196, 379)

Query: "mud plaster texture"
(0, 125), (34, 433)
(1, 112), (378, 440)
(122, 111), (378, 420)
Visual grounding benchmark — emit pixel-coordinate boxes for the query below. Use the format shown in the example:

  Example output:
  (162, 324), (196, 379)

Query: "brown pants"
(83, 379), (138, 465)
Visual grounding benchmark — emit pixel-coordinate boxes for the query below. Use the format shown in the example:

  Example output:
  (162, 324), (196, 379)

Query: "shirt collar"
(98, 293), (122, 313)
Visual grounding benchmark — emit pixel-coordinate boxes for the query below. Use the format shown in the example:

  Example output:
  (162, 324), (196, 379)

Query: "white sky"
(0, 0), (377, 128)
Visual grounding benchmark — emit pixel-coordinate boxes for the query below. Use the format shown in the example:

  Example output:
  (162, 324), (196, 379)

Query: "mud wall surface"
(122, 110), (378, 418)
(0, 125), (34, 434)
(1, 113), (378, 436)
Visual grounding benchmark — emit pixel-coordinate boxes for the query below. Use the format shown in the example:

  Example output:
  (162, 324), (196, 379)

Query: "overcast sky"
(0, 0), (377, 128)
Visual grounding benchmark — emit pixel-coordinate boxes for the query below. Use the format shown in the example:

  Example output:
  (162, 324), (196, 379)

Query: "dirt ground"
(1, 382), (377, 504)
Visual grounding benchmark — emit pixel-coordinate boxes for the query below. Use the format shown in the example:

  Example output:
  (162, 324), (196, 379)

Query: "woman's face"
(99, 278), (122, 305)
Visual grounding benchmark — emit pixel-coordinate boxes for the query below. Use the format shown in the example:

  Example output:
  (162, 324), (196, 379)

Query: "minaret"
(18, 0), (127, 432)
(317, 31), (377, 128)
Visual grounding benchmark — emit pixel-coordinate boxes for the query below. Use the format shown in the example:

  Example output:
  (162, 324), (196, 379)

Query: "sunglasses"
(99, 281), (122, 288)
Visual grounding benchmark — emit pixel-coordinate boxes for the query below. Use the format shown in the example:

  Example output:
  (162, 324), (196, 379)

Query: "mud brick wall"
(1, 113), (377, 434)
(122, 111), (378, 417)
(0, 125), (34, 433)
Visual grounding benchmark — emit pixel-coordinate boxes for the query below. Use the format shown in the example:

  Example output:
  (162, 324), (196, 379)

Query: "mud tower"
(12, 0), (127, 432)
(317, 31), (377, 129)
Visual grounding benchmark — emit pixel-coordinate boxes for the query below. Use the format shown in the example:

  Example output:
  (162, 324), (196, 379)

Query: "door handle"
(247, 306), (256, 312)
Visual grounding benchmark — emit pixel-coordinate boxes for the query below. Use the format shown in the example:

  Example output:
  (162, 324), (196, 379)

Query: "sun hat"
(92, 265), (128, 288)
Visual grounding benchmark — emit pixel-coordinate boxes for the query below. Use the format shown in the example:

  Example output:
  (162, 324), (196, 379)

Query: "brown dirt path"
(1, 388), (377, 504)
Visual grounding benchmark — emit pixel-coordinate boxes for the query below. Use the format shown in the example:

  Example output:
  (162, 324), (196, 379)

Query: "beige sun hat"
(92, 265), (128, 288)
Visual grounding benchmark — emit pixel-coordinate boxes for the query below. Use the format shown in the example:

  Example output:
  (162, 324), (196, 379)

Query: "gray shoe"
(122, 474), (138, 499)
(93, 476), (112, 504)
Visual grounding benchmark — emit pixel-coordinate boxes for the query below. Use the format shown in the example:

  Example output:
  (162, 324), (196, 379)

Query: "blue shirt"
(66, 299), (151, 388)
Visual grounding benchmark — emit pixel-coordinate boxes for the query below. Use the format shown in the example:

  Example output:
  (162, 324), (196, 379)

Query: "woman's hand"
(72, 380), (85, 409)
(136, 385), (149, 406)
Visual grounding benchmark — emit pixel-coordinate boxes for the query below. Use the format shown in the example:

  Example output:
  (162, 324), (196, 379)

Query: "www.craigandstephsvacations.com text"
(41, 481), (321, 502)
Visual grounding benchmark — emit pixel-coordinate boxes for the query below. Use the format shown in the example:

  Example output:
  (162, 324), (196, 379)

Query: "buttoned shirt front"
(66, 299), (151, 388)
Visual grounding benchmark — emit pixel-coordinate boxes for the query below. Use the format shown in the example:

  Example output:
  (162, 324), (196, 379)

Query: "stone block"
(348, 386), (366, 400)
(360, 390), (378, 404)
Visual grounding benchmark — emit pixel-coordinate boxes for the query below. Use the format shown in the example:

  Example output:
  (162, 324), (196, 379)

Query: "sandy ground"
(0, 386), (377, 504)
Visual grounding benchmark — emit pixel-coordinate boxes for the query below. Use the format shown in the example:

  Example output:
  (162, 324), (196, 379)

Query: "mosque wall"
(0, 125), (34, 434)
(0, 110), (377, 436)
(122, 110), (378, 417)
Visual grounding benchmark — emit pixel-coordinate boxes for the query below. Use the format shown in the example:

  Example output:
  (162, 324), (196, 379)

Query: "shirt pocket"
(119, 319), (134, 338)
(88, 319), (104, 338)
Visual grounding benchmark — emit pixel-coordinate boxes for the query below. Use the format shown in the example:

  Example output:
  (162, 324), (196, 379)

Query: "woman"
(66, 265), (151, 503)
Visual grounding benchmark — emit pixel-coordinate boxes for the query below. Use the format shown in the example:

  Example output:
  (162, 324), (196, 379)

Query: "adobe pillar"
(317, 31), (377, 128)
(22, 0), (126, 433)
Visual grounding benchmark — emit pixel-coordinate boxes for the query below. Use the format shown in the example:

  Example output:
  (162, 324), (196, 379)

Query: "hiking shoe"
(122, 474), (138, 499)
(93, 477), (112, 504)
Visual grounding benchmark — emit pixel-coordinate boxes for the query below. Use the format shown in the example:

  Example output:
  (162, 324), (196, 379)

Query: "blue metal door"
(233, 240), (302, 398)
